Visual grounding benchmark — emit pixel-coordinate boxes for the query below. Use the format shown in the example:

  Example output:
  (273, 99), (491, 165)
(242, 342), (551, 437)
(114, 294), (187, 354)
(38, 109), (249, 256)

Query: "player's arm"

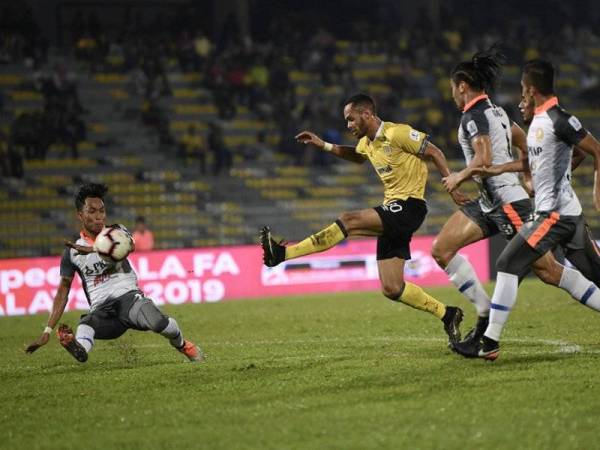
(64, 239), (94, 254)
(470, 159), (527, 178)
(470, 124), (530, 178)
(422, 142), (469, 205)
(511, 122), (533, 196)
(25, 276), (73, 353)
(572, 146), (586, 171)
(295, 131), (366, 164)
(442, 134), (492, 192)
(572, 133), (600, 211)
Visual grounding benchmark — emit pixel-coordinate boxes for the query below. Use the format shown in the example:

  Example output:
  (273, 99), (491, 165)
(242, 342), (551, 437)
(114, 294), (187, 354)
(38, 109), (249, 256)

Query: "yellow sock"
(400, 282), (446, 320)
(285, 220), (348, 260)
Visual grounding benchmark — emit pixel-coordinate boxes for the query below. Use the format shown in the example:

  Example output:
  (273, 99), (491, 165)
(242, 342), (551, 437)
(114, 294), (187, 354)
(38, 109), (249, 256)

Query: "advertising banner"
(0, 237), (489, 316)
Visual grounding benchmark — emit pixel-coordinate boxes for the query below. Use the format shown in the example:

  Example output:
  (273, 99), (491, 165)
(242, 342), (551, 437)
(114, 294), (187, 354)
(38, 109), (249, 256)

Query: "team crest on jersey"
(409, 129), (421, 142)
(568, 116), (582, 131)
(534, 127), (544, 142)
(467, 120), (478, 137)
(383, 143), (392, 154)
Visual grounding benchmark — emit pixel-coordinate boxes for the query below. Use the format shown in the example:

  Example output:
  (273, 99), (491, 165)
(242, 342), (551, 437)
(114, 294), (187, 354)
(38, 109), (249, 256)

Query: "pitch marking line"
(103, 336), (591, 356)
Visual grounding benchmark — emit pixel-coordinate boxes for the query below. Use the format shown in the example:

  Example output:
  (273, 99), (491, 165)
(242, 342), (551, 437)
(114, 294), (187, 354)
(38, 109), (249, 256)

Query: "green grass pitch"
(2, 279), (600, 450)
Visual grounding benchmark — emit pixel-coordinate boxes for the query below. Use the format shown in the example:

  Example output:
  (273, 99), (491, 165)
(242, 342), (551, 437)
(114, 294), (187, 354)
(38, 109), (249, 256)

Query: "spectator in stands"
(180, 125), (207, 174)
(61, 110), (86, 159)
(193, 31), (212, 71)
(132, 216), (155, 251)
(208, 121), (232, 176)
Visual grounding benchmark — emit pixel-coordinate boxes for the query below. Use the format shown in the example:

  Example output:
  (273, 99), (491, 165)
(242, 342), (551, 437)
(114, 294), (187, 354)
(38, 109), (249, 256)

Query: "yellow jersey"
(355, 121), (429, 204)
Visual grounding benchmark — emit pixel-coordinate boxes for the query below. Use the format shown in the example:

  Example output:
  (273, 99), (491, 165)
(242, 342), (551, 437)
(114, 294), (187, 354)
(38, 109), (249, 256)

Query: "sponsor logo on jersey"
(528, 146), (543, 156)
(376, 165), (393, 175)
(534, 127), (544, 142)
(568, 116), (582, 131)
(409, 129), (421, 142)
(467, 120), (478, 136)
(382, 143), (392, 154)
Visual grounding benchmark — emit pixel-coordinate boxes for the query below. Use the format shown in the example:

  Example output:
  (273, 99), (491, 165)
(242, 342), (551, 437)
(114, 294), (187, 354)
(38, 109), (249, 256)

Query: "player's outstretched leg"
(260, 226), (286, 267)
(164, 318), (204, 362)
(129, 293), (204, 363)
(57, 324), (88, 363)
(177, 339), (204, 362)
(260, 220), (348, 267)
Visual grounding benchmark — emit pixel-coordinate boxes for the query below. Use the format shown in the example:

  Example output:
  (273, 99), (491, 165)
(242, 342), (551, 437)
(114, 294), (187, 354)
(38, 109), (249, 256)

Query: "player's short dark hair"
(522, 59), (555, 95)
(75, 183), (108, 211)
(345, 93), (376, 113)
(451, 43), (505, 93)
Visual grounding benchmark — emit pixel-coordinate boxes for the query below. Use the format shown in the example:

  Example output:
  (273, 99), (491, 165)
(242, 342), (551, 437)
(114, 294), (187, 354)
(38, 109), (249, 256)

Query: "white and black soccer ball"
(93, 225), (134, 262)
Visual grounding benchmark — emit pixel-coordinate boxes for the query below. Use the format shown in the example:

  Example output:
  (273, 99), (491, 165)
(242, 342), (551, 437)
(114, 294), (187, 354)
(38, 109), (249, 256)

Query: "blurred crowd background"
(1, 0), (600, 258)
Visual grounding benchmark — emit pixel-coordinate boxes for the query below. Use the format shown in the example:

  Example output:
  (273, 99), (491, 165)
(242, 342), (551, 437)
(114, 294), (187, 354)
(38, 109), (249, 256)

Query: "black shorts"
(373, 197), (427, 260)
(460, 198), (533, 239)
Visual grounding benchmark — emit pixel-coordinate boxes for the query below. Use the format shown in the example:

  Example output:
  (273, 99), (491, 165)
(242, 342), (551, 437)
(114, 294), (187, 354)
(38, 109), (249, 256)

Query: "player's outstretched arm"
(295, 131), (366, 164)
(422, 142), (469, 205)
(25, 276), (73, 353)
(511, 122), (533, 196)
(573, 133), (600, 211)
(470, 159), (528, 178)
(64, 239), (94, 255)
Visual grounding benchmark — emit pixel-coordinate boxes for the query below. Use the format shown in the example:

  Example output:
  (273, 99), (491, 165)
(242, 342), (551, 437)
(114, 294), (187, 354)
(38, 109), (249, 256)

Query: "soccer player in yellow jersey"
(260, 93), (468, 345)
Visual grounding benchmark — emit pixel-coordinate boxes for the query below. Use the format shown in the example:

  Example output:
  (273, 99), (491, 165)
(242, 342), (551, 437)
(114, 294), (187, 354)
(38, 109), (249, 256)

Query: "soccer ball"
(93, 226), (134, 262)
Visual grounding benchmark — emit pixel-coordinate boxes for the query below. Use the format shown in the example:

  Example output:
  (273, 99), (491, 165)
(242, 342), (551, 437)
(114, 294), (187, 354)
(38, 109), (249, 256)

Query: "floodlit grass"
(2, 279), (600, 450)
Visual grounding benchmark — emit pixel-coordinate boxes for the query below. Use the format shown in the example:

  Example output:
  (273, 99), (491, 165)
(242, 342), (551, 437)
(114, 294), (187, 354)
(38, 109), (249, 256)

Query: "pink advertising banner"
(0, 237), (489, 316)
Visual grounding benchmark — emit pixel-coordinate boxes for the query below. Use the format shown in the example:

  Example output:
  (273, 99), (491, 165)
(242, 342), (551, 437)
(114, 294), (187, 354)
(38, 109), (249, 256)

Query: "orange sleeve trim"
(502, 204), (524, 231)
(527, 212), (560, 248)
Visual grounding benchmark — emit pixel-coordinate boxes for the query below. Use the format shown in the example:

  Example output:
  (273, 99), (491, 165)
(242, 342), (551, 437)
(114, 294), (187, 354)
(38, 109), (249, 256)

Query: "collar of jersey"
(463, 94), (488, 112)
(368, 120), (385, 144)
(80, 229), (96, 245)
(534, 96), (558, 115)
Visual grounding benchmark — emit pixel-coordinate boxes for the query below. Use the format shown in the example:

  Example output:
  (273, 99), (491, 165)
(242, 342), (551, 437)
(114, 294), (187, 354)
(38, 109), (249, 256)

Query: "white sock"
(75, 324), (95, 353)
(559, 266), (600, 311)
(445, 254), (491, 317)
(160, 318), (184, 348)
(484, 272), (519, 342)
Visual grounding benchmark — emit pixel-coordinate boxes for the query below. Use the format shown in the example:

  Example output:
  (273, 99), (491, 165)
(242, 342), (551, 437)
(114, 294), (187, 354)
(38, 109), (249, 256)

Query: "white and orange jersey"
(458, 95), (528, 213)
(60, 229), (139, 310)
(527, 97), (587, 216)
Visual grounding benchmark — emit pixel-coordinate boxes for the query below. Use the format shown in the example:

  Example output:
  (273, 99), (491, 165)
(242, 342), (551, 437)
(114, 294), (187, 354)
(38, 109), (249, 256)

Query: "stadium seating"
(1, 37), (600, 258)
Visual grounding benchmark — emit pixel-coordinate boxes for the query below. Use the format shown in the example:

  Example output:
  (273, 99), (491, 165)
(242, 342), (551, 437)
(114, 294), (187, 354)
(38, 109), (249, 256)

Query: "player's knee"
(140, 302), (169, 333)
(382, 281), (405, 301)
(496, 251), (519, 274)
(338, 211), (360, 232)
(431, 238), (453, 267)
(151, 315), (169, 333)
